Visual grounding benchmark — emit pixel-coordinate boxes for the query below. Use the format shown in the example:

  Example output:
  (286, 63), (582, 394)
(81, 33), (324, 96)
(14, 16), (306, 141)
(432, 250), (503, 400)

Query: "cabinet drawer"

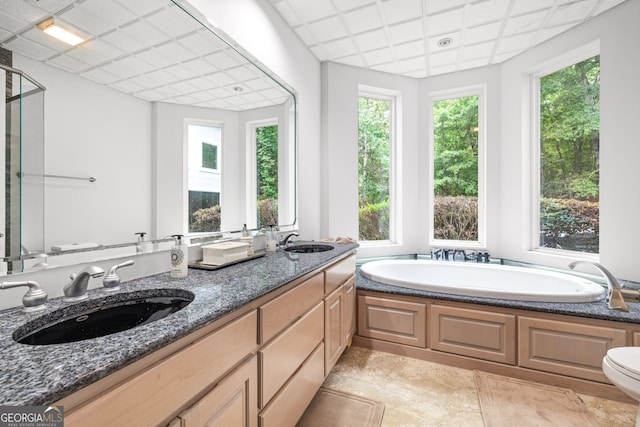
(430, 305), (516, 365)
(519, 316), (626, 383)
(260, 273), (324, 344)
(65, 310), (258, 427)
(325, 254), (356, 294)
(260, 302), (324, 408)
(357, 294), (427, 348)
(259, 343), (325, 427)
(178, 356), (257, 427)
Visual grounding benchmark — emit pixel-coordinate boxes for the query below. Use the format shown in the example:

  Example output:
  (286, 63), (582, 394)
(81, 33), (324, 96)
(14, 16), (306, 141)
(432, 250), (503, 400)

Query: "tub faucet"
(63, 265), (105, 302)
(568, 260), (629, 312)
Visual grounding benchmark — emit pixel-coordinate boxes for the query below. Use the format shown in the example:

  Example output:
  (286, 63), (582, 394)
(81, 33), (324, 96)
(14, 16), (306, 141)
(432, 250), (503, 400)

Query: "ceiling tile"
(461, 41), (494, 61)
(178, 30), (222, 56)
(463, 21), (502, 44)
(294, 25), (317, 46)
(112, 0), (162, 16)
(387, 19), (423, 44)
(272, 0), (302, 27)
(310, 45), (328, 61)
(308, 15), (348, 42)
(0, 10), (30, 34)
(118, 19), (169, 47)
(427, 31), (460, 52)
(380, 0), (423, 25)
(289, 0), (337, 22)
(510, 0), (555, 16)
(323, 37), (358, 59)
(504, 10), (548, 36)
(425, 0), (472, 15)
(145, 6), (198, 39)
(343, 4), (382, 34)
(77, 0), (137, 29)
(363, 46), (393, 66)
(396, 56), (426, 73)
(495, 31), (535, 55)
(338, 54), (366, 67)
(135, 48), (174, 68)
(547, 1), (594, 27)
(109, 78), (145, 93)
(536, 23), (574, 44)
(466, 0), (510, 27)
(5, 35), (56, 60)
(100, 28), (148, 54)
(354, 29), (388, 52)
(80, 67), (120, 84)
(370, 61), (398, 74)
(205, 50), (242, 71)
(430, 63), (457, 76)
(66, 38), (124, 65)
(0, 0), (45, 24)
(45, 53), (89, 73)
(429, 49), (458, 67)
(58, 5), (112, 36)
(153, 40), (197, 64)
(394, 39), (425, 59)
(333, 0), (374, 12)
(592, 0), (628, 15)
(460, 57), (490, 70)
(426, 8), (464, 37)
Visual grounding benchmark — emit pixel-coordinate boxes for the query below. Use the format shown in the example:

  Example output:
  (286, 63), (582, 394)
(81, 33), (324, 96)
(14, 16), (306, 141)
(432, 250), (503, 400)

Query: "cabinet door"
(430, 304), (516, 365)
(324, 285), (345, 374)
(343, 276), (356, 345)
(178, 356), (257, 427)
(358, 294), (427, 348)
(519, 316), (627, 383)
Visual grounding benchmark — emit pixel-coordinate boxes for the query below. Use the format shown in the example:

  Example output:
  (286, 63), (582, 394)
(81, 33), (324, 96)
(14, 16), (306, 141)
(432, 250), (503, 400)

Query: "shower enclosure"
(2, 63), (45, 273)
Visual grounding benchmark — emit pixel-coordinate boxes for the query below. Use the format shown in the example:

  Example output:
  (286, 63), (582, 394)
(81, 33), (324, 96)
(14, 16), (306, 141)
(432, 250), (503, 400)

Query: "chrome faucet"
(568, 260), (629, 312)
(63, 265), (105, 302)
(103, 260), (134, 291)
(278, 232), (299, 247)
(0, 280), (48, 312)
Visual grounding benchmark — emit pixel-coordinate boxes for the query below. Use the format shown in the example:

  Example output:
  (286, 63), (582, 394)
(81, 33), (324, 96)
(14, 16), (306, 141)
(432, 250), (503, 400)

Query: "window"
(187, 123), (222, 233)
(247, 119), (278, 229)
(358, 93), (393, 242)
(534, 53), (600, 254)
(429, 87), (485, 245)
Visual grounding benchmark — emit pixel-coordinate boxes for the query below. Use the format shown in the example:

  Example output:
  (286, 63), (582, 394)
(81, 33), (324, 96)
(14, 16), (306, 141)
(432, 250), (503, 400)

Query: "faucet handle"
(0, 280), (48, 312)
(103, 260), (135, 291)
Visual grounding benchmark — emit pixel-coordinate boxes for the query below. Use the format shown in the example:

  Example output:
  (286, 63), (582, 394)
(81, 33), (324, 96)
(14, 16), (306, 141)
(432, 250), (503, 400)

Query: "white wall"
(322, 62), (421, 257)
(186, 0), (322, 240)
(14, 55), (152, 250)
(498, 0), (640, 281)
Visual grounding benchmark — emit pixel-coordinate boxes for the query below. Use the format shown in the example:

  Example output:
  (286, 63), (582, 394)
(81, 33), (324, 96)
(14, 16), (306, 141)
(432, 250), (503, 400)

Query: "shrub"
(191, 205), (221, 232)
(433, 196), (478, 241)
(359, 201), (389, 241)
(258, 198), (278, 228)
(540, 197), (599, 251)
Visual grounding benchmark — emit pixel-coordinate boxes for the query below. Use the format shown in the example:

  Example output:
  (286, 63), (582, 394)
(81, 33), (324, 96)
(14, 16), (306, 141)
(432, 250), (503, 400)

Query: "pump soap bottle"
(170, 234), (188, 278)
(135, 232), (152, 254)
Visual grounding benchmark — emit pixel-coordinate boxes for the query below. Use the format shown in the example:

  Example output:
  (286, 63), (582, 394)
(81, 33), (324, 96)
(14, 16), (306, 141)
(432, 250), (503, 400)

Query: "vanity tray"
(189, 251), (266, 271)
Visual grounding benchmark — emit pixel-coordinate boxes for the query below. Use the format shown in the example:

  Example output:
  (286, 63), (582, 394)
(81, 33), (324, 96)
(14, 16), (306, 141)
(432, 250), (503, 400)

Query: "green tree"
(433, 95), (479, 197)
(358, 97), (391, 240)
(256, 125), (278, 200)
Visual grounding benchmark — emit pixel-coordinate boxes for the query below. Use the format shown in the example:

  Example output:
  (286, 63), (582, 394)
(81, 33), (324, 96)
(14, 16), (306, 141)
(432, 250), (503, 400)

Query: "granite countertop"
(0, 242), (358, 406)
(357, 269), (640, 324)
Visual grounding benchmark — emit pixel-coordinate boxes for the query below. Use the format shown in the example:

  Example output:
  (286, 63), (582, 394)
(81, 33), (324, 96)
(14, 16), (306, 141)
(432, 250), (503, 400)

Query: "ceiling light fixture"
(37, 18), (85, 46)
(437, 37), (453, 48)
(232, 86), (244, 92)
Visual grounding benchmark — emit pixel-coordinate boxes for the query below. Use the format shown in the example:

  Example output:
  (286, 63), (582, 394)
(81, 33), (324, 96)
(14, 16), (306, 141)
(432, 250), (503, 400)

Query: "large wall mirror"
(0, 0), (297, 275)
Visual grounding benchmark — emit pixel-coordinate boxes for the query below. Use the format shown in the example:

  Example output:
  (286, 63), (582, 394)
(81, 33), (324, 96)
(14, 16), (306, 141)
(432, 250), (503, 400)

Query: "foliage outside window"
(432, 95), (479, 241)
(538, 55), (599, 253)
(358, 96), (391, 241)
(202, 142), (218, 170)
(189, 191), (220, 232)
(256, 125), (278, 227)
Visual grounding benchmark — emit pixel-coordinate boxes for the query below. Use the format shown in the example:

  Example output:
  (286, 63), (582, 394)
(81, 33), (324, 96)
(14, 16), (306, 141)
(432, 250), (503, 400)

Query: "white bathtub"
(360, 260), (606, 303)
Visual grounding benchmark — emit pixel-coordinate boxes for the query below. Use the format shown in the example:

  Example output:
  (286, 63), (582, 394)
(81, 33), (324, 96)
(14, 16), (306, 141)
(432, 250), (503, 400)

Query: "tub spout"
(568, 260), (629, 312)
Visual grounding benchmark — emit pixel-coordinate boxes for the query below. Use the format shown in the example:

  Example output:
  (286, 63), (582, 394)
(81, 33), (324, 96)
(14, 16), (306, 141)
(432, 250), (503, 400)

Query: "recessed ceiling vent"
(437, 37), (453, 48)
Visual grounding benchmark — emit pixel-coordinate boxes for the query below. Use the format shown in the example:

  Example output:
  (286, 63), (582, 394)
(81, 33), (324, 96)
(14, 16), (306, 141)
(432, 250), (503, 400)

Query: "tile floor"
(322, 345), (638, 426)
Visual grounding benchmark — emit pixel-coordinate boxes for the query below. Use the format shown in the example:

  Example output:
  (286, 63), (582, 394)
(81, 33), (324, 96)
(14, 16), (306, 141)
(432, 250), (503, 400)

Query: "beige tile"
(324, 346), (637, 427)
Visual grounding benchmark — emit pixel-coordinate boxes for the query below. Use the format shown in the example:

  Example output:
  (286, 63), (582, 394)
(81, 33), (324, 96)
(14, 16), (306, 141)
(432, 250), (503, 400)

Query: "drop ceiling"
(0, 0), (291, 110)
(269, 0), (628, 77)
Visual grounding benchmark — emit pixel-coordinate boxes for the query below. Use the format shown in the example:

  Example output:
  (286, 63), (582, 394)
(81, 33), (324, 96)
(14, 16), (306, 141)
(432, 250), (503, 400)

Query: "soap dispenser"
(170, 234), (188, 278)
(135, 232), (152, 254)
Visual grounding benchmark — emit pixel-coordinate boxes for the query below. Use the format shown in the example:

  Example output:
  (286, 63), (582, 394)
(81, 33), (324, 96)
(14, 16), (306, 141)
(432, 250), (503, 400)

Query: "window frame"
(529, 41), (600, 258)
(357, 85), (401, 247)
(427, 84), (487, 249)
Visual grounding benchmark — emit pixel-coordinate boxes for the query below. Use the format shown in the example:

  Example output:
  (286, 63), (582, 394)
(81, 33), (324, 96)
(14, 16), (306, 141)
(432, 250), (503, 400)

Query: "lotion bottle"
(170, 234), (188, 278)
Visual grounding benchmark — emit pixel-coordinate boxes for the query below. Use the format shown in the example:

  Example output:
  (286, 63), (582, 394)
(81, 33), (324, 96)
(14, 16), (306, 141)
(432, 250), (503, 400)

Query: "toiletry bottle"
(170, 234), (188, 278)
(266, 225), (277, 252)
(242, 224), (250, 237)
(135, 232), (152, 254)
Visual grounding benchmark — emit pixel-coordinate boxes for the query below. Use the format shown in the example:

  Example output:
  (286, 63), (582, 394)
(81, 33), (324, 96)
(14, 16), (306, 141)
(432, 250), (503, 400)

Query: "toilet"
(602, 347), (640, 426)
